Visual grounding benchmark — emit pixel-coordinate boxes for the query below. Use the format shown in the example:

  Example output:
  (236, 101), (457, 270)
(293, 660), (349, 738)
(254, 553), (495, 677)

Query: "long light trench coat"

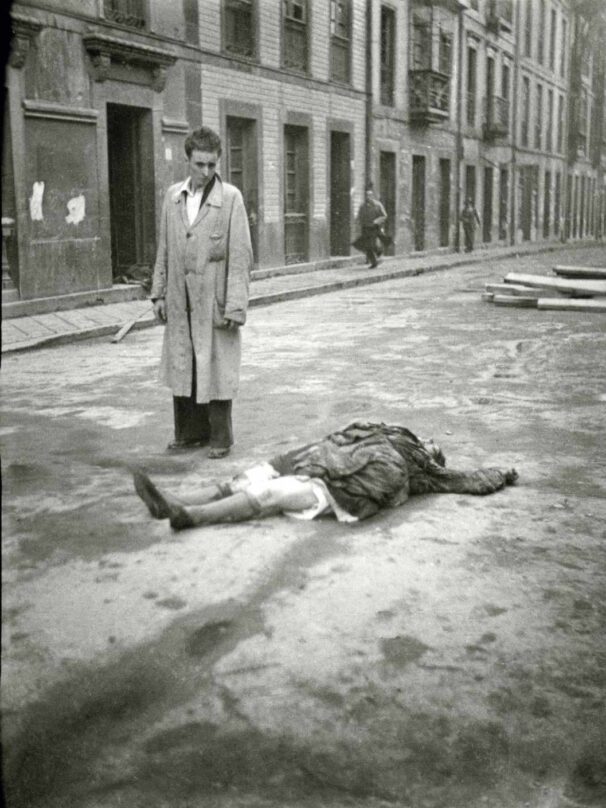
(151, 176), (253, 403)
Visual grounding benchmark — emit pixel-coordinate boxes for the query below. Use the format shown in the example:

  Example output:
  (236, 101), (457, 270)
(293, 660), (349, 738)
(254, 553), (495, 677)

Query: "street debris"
(110, 308), (151, 343)
(481, 265), (606, 312)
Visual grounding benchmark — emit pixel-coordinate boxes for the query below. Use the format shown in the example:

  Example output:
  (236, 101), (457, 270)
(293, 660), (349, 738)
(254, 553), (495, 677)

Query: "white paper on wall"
(66, 195), (86, 225)
(29, 181), (45, 221)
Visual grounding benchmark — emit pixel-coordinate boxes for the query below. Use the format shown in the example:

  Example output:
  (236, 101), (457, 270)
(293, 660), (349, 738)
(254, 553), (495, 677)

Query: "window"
(535, 84), (543, 150)
(466, 46), (477, 127)
(224, 0), (255, 59)
(578, 90), (588, 156)
(524, 2), (532, 58)
(330, 0), (351, 83)
(184, 0), (199, 45)
(546, 89), (553, 152)
(549, 9), (557, 71)
(560, 18), (567, 77)
(283, 0), (308, 72)
(104, 0), (146, 29)
(557, 93), (564, 153)
(502, 61), (510, 103)
(537, 0), (545, 64)
(439, 30), (453, 75)
(412, 17), (430, 70)
(521, 75), (530, 147)
(380, 6), (395, 106)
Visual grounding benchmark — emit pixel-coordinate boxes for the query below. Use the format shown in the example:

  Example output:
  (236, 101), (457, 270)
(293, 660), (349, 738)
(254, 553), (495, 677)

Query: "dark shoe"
(369, 261), (378, 269)
(168, 504), (195, 530)
(166, 440), (205, 453)
(208, 447), (231, 459)
(133, 469), (172, 519)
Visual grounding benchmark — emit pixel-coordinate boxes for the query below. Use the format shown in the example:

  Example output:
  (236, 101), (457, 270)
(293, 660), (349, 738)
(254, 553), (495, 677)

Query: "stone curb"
(2, 242), (601, 355)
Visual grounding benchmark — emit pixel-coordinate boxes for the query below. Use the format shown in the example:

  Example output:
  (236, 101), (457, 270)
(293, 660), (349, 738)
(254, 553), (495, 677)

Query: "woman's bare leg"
(168, 492), (261, 530)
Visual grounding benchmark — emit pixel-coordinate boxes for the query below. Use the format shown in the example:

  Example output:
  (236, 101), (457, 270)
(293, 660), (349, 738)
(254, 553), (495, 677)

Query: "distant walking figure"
(353, 185), (391, 268)
(460, 196), (481, 253)
(133, 421), (518, 530)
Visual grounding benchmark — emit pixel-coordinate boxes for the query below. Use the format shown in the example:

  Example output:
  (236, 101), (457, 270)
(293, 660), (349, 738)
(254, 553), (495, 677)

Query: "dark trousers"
(463, 225), (474, 252)
(173, 354), (233, 448)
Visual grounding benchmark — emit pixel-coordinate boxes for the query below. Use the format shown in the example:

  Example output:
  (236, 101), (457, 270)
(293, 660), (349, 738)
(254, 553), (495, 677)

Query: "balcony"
(409, 69), (450, 123)
(483, 95), (509, 139)
(486, 0), (513, 34)
(104, 0), (145, 29)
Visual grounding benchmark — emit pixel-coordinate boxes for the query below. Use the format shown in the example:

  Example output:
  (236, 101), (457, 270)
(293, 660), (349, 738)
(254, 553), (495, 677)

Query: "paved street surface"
(2, 247), (606, 808)
(1, 241), (579, 355)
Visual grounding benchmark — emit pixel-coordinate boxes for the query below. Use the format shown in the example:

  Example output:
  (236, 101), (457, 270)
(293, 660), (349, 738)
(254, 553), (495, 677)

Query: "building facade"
(3, 0), (368, 301)
(3, 0), (605, 304)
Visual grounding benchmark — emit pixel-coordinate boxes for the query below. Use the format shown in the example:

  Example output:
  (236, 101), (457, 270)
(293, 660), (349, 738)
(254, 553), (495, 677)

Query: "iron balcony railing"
(409, 69), (450, 123)
(104, 0), (145, 29)
(484, 95), (509, 138)
(487, 0), (514, 33)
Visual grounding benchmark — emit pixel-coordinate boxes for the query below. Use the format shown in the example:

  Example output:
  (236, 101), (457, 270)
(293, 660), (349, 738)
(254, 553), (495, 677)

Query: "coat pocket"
(213, 299), (227, 328)
(208, 232), (226, 262)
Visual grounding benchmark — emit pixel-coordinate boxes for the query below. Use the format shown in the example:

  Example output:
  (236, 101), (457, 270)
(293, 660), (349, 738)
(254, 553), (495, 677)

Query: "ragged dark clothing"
(270, 421), (517, 521)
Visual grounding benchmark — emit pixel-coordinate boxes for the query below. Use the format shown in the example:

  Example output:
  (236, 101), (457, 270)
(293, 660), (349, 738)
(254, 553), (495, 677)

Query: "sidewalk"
(0, 240), (594, 354)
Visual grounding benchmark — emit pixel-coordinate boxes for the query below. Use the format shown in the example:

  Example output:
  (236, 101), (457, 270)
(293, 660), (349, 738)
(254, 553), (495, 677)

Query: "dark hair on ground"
(184, 126), (222, 158)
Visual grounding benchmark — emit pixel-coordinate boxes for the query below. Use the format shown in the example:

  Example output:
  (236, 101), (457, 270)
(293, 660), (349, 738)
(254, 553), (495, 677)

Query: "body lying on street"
(133, 422), (518, 530)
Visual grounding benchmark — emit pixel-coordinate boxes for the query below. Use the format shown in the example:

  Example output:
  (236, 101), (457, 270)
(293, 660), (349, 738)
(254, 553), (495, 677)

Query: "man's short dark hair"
(185, 126), (222, 158)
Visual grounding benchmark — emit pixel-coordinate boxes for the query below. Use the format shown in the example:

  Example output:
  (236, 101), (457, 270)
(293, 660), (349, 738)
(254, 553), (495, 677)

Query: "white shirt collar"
(178, 177), (203, 197)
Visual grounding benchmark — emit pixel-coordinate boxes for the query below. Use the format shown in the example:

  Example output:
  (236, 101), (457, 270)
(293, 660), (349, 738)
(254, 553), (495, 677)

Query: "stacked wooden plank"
(481, 265), (606, 312)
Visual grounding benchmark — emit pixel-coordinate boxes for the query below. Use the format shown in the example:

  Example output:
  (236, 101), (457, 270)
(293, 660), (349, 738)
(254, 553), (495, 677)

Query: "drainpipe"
(509, 0), (521, 245)
(365, 0), (373, 188)
(454, 2), (465, 252)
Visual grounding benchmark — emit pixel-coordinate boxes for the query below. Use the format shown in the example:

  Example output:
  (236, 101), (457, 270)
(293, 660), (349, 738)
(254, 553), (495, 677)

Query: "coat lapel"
(191, 176), (224, 229)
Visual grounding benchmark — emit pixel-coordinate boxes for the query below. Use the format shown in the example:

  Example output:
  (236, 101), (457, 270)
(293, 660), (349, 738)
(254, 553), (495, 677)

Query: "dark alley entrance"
(106, 103), (155, 280)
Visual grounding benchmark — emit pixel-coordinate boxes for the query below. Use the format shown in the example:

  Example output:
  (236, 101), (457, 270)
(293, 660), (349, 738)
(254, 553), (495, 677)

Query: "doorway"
(411, 155), (425, 251)
(439, 158), (450, 247)
(106, 103), (155, 280)
(330, 131), (351, 255)
(379, 150), (396, 255)
(284, 125), (309, 264)
(543, 171), (551, 238)
(483, 166), (493, 243)
(226, 116), (259, 263)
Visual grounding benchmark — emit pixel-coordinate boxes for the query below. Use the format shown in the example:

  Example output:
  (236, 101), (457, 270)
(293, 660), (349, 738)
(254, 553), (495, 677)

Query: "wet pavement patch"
(186, 620), (233, 657)
(155, 596), (187, 611)
(3, 651), (174, 807)
(381, 634), (430, 668)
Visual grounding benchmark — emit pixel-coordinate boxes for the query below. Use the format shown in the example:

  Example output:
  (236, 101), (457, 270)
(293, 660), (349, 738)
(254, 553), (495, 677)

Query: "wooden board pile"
(481, 265), (606, 312)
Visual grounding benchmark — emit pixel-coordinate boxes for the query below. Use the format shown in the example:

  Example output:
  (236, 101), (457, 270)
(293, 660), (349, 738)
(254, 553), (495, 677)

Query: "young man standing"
(151, 126), (253, 457)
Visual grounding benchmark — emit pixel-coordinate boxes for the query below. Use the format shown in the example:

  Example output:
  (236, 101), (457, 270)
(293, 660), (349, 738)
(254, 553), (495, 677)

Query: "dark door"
(379, 150), (396, 255)
(226, 116), (258, 264)
(499, 167), (508, 240)
(439, 158), (450, 247)
(411, 155), (425, 251)
(330, 131), (351, 255)
(483, 166), (493, 243)
(284, 125), (309, 263)
(520, 167), (533, 241)
(106, 103), (155, 280)
(543, 171), (551, 238)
